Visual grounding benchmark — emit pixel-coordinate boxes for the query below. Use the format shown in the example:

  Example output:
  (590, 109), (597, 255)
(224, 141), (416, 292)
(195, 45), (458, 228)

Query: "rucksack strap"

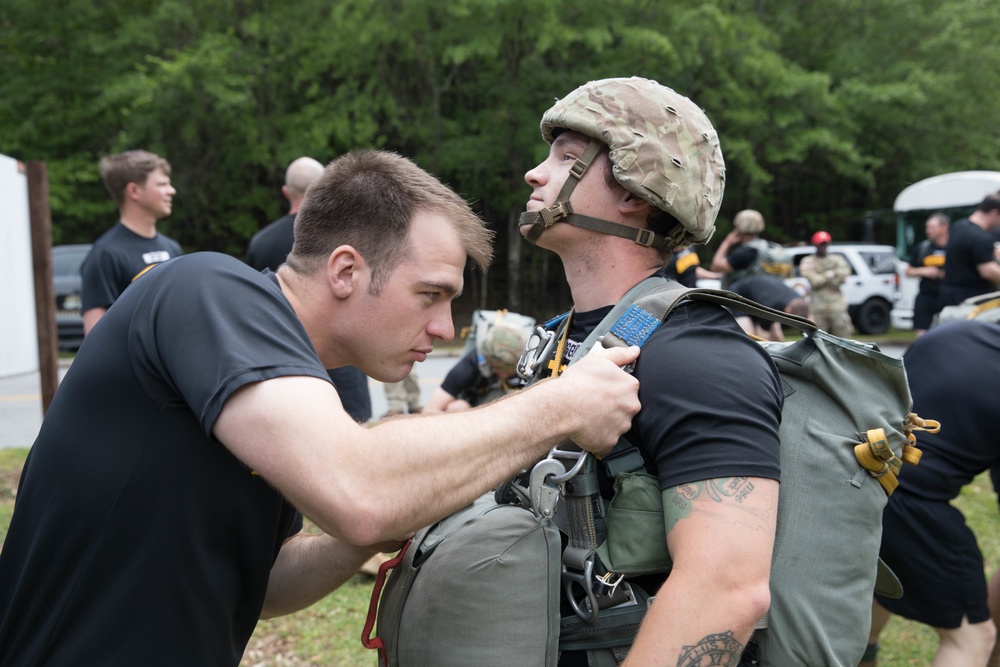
(551, 275), (819, 624)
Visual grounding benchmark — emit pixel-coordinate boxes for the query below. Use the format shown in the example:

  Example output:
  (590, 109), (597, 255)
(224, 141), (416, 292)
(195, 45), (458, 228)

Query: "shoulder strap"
(574, 277), (818, 363)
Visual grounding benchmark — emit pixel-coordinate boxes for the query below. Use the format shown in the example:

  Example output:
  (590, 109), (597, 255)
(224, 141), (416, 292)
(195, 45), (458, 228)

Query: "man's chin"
(373, 364), (414, 384)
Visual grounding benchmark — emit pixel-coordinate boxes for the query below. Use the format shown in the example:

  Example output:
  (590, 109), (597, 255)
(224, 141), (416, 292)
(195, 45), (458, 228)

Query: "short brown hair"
(99, 150), (171, 207)
(288, 150), (493, 292)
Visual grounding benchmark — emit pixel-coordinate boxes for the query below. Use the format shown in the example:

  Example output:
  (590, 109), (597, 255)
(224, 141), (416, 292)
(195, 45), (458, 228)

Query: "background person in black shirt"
(940, 192), (1000, 308)
(246, 156), (372, 423)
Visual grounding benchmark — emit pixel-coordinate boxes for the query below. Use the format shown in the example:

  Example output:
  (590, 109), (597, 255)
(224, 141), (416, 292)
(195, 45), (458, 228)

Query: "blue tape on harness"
(609, 305), (662, 347)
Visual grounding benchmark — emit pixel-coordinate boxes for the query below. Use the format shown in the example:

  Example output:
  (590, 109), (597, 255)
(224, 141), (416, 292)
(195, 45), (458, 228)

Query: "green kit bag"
(365, 277), (934, 667)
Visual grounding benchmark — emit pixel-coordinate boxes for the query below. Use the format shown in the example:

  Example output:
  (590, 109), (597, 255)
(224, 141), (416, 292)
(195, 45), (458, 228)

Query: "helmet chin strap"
(521, 138), (672, 249)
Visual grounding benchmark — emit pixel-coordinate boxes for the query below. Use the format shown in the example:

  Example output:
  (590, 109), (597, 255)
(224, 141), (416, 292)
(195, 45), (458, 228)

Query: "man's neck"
(969, 211), (991, 230)
(119, 211), (158, 239)
(561, 250), (661, 312)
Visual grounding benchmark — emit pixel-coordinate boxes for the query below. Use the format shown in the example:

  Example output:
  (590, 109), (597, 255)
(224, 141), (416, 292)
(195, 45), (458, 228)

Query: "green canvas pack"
(724, 238), (794, 287)
(365, 277), (934, 667)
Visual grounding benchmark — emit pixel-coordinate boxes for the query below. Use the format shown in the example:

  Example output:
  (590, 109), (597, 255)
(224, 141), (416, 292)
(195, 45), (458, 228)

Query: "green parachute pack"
(365, 276), (936, 667)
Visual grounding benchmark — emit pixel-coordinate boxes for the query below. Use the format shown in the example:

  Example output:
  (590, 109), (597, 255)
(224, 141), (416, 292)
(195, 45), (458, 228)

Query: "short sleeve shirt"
(0, 253), (330, 666)
(943, 218), (996, 294)
(564, 291), (783, 493)
(909, 240), (947, 297)
(81, 222), (184, 311)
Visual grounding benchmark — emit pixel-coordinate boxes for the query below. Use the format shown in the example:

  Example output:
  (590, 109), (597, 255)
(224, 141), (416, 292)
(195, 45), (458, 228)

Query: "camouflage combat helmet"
(521, 77), (725, 250)
(734, 209), (765, 235)
(481, 323), (530, 369)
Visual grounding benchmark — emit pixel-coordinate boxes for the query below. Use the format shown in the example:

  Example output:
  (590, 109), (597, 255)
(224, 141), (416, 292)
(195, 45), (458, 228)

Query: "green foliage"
(2, 0), (999, 310)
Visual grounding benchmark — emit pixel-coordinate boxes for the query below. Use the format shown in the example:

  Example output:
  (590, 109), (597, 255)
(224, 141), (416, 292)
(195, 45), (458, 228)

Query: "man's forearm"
(979, 261), (1000, 285)
(261, 532), (382, 618)
(214, 345), (640, 548)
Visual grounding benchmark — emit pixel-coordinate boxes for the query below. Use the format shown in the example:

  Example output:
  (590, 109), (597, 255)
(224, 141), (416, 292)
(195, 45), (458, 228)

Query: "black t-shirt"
(246, 212), (296, 273)
(441, 350), (524, 406)
(558, 291), (782, 667)
(894, 320), (1000, 501)
(909, 239), (947, 297)
(564, 296), (782, 495)
(81, 222), (184, 311)
(665, 247), (701, 288)
(727, 245), (759, 272)
(942, 218), (996, 303)
(729, 274), (798, 311)
(0, 253), (329, 666)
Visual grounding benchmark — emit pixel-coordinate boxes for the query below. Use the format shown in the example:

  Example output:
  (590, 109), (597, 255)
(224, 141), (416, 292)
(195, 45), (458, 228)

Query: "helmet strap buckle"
(540, 201), (573, 227)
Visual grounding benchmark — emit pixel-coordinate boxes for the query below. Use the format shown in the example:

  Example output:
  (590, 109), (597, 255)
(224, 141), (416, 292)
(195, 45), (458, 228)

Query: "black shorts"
(912, 291), (942, 331)
(876, 491), (990, 627)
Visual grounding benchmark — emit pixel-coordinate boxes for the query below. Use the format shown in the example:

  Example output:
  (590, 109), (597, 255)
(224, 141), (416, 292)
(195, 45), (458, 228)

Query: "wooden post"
(27, 161), (59, 414)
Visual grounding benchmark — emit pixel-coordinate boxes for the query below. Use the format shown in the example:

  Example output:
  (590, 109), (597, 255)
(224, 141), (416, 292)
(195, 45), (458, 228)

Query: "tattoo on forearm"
(677, 630), (744, 666)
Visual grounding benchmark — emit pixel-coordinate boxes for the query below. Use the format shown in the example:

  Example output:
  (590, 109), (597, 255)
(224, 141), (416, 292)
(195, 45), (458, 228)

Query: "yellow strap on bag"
(853, 414), (940, 495)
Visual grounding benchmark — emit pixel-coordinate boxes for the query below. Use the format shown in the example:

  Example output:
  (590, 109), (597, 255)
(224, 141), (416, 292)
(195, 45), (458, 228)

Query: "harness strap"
(521, 139), (673, 250)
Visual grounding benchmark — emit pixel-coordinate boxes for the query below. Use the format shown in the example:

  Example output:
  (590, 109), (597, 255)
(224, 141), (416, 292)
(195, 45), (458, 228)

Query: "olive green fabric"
(375, 494), (561, 667)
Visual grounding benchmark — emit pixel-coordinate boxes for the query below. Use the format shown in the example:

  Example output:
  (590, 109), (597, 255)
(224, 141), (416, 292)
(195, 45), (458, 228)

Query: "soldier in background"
(799, 230), (852, 337)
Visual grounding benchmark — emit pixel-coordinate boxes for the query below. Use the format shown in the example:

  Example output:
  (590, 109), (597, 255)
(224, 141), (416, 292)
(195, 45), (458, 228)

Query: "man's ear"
(619, 191), (651, 217)
(124, 182), (141, 202)
(327, 246), (362, 299)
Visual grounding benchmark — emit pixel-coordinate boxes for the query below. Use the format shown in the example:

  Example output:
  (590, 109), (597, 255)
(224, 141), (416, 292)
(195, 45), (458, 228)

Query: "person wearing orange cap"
(799, 231), (852, 337)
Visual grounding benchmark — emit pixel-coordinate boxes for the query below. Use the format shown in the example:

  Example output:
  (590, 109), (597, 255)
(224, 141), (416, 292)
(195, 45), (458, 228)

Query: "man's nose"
(428, 312), (455, 342)
(524, 163), (547, 187)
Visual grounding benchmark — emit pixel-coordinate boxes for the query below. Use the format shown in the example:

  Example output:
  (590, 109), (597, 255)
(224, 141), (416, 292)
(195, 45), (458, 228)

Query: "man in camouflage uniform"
(521, 77), (781, 667)
(799, 230), (852, 337)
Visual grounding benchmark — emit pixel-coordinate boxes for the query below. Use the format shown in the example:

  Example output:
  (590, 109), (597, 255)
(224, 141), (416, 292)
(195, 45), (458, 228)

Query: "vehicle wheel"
(854, 298), (891, 335)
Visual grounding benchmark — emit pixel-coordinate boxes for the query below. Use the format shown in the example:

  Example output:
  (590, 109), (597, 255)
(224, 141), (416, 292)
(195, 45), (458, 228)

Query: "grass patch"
(0, 441), (989, 666)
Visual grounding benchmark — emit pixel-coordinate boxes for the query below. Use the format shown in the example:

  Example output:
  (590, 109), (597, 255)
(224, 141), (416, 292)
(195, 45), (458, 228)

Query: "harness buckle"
(546, 446), (589, 484)
(563, 558), (600, 623)
(516, 325), (558, 380)
(529, 458), (567, 519)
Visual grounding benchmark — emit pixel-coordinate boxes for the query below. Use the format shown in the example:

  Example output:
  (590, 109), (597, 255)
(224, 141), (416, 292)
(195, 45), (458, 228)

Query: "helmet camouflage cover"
(540, 77), (725, 246)
(734, 209), (765, 234)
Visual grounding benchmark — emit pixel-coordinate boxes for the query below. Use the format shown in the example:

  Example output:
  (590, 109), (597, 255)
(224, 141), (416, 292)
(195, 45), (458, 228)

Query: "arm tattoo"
(677, 630), (744, 666)
(665, 477), (756, 532)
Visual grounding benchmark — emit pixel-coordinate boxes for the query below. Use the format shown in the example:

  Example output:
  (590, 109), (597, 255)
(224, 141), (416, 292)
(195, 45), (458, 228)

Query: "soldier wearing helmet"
(710, 209), (795, 288)
(522, 77), (781, 667)
(799, 230), (852, 337)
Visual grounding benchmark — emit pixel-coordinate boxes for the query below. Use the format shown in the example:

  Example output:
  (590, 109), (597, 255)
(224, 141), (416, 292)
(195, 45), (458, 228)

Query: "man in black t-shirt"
(940, 192), (1000, 308)
(863, 320), (1000, 667)
(728, 273), (811, 341)
(425, 321), (530, 412)
(246, 156), (372, 423)
(81, 150), (183, 335)
(905, 212), (949, 335)
(0, 150), (642, 666)
(521, 78), (781, 667)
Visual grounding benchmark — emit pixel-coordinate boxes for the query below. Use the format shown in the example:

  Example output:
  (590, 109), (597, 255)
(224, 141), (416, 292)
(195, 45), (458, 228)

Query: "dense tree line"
(2, 0), (998, 319)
